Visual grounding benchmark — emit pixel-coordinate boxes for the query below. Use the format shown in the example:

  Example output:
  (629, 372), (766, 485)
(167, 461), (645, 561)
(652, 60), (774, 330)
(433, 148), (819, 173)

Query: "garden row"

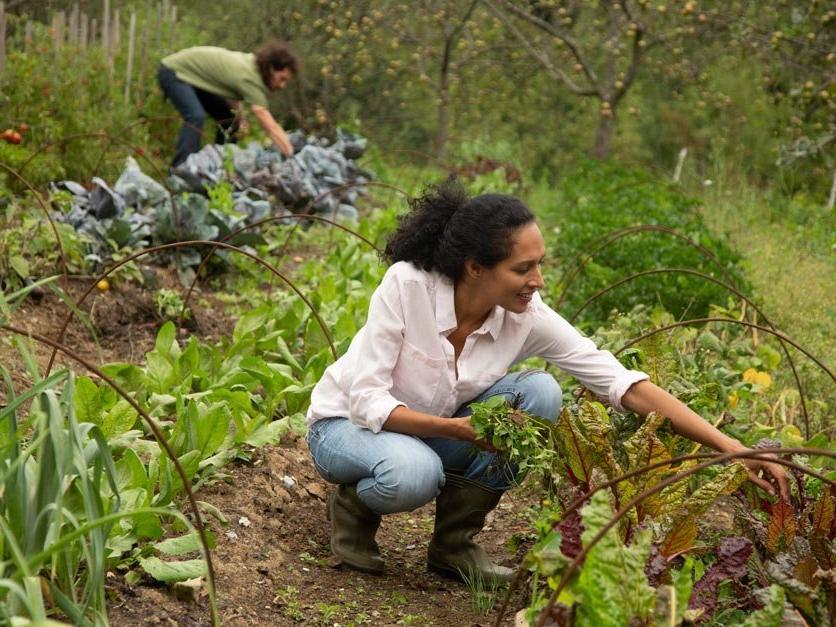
(0, 162), (832, 625)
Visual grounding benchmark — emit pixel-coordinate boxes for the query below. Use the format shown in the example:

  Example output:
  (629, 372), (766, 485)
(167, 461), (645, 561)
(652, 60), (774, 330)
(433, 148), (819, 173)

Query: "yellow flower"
(728, 391), (739, 409)
(783, 425), (802, 440)
(742, 368), (772, 389)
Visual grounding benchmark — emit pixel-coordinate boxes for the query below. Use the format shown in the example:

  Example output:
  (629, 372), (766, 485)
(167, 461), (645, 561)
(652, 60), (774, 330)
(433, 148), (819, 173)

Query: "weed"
(316, 602), (342, 623)
(459, 567), (505, 615)
(207, 180), (237, 215)
(274, 585), (305, 622)
(299, 551), (328, 567)
(154, 287), (191, 320)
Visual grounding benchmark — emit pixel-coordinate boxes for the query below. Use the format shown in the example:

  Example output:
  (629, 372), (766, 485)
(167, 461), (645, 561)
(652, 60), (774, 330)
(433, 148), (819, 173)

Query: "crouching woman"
(305, 179), (788, 582)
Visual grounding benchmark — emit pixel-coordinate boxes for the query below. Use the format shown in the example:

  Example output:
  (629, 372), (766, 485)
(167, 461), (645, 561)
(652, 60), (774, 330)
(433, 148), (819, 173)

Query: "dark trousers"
(157, 64), (240, 167)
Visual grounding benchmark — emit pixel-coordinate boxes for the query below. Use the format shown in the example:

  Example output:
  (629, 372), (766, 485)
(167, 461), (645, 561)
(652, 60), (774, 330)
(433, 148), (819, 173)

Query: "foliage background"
(1, 0), (833, 196)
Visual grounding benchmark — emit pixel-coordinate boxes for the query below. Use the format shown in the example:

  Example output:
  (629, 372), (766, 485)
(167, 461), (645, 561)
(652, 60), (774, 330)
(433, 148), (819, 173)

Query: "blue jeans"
(306, 370), (562, 515)
(157, 64), (240, 167)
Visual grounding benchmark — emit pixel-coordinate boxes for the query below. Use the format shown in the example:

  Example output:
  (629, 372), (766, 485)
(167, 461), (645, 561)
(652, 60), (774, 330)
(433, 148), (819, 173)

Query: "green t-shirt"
(161, 46), (269, 108)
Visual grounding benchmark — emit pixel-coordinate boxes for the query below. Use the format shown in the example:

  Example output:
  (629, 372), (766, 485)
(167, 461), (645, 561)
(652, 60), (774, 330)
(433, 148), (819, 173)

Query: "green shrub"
(538, 161), (748, 329)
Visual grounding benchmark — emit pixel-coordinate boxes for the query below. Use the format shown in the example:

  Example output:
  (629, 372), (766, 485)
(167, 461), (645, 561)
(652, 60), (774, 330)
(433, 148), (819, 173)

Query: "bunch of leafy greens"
(469, 395), (559, 482)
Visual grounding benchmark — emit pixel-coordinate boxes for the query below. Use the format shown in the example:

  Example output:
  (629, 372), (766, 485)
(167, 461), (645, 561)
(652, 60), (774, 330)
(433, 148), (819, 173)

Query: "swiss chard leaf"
(687, 536), (753, 619)
(573, 491), (656, 627)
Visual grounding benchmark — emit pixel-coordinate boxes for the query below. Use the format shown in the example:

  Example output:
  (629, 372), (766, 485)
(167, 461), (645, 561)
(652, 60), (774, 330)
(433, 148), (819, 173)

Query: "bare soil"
(2, 268), (535, 626)
(107, 437), (534, 626)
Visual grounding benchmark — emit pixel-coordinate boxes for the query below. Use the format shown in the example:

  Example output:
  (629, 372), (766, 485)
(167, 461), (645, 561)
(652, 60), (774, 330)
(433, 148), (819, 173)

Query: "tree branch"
(492, 0), (599, 86)
(5, 0), (35, 10)
(482, 0), (597, 96)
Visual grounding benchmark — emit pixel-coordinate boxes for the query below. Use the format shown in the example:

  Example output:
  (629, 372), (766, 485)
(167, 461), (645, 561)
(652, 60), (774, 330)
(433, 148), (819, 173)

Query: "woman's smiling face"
(479, 221), (546, 313)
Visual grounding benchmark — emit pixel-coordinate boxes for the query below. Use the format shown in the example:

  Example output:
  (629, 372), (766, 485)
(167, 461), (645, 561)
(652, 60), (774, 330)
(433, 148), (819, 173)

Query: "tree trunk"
(434, 80), (451, 157)
(433, 36), (453, 158)
(593, 112), (615, 160)
(592, 1), (619, 160)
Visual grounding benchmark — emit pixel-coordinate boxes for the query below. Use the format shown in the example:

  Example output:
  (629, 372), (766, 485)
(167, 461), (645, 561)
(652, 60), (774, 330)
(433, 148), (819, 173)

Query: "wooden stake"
(102, 0), (110, 61)
(125, 12), (136, 103)
(112, 8), (120, 54)
(80, 12), (88, 50)
(0, 2), (6, 78)
(53, 12), (65, 54)
(69, 3), (79, 46)
(673, 147), (688, 183)
(170, 5), (177, 50)
(136, 0), (152, 104)
(154, 1), (162, 54)
(107, 6), (118, 81)
(161, 0), (170, 53)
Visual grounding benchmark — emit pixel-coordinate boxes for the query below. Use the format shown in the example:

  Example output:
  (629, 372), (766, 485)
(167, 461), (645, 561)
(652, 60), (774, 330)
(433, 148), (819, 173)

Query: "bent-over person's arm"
(251, 104), (293, 156)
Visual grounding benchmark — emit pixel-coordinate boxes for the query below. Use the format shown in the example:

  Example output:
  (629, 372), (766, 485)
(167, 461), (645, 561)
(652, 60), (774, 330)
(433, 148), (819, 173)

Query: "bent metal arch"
(0, 162), (70, 283)
(567, 267), (812, 438)
(613, 317), (834, 384)
(45, 240), (337, 378)
(556, 224), (740, 309)
(181, 180), (406, 317)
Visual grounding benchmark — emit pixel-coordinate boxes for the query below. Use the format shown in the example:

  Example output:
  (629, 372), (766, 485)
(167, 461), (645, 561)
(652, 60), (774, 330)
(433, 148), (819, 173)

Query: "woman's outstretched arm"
(621, 379), (790, 500)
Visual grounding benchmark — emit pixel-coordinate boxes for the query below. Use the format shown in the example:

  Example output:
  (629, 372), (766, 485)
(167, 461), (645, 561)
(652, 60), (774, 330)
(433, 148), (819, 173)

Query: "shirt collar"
(481, 306), (505, 341)
(435, 275), (458, 335)
(435, 274), (504, 341)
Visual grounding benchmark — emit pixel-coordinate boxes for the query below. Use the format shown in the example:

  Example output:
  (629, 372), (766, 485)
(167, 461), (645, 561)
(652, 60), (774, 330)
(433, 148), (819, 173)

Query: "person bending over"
(158, 40), (298, 167)
(305, 179), (789, 582)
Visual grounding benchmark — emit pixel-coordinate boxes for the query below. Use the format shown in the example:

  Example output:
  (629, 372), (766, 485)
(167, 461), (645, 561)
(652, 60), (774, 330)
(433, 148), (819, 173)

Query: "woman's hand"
(445, 416), (496, 450)
(383, 408), (492, 449)
(723, 439), (791, 501)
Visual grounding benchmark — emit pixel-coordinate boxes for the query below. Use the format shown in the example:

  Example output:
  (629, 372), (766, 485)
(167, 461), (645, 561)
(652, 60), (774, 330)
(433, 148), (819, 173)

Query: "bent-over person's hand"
(274, 129), (294, 157)
(250, 104), (294, 157)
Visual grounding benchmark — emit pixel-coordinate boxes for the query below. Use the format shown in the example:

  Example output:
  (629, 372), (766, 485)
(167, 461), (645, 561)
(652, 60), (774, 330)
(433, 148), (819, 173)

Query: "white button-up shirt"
(306, 261), (648, 433)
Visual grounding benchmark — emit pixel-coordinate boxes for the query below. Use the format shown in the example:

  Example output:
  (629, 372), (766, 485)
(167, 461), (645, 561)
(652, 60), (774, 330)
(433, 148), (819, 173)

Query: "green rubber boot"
(427, 473), (514, 583)
(327, 484), (384, 574)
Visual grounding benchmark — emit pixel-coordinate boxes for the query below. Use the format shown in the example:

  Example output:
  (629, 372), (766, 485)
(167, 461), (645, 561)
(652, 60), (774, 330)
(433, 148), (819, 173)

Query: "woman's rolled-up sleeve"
(522, 297), (648, 411)
(346, 270), (408, 432)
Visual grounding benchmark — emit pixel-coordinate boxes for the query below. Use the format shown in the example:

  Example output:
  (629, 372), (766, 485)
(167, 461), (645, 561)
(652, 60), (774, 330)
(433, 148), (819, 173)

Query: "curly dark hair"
(255, 40), (300, 86)
(383, 178), (535, 282)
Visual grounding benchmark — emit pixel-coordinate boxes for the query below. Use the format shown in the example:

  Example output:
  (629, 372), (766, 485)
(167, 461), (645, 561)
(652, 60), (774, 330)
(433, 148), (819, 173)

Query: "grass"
(697, 179), (835, 435)
(459, 567), (506, 615)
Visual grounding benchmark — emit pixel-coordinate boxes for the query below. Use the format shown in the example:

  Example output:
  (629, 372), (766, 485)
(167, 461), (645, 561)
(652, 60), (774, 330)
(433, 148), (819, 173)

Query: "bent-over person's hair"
(255, 40), (300, 86)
